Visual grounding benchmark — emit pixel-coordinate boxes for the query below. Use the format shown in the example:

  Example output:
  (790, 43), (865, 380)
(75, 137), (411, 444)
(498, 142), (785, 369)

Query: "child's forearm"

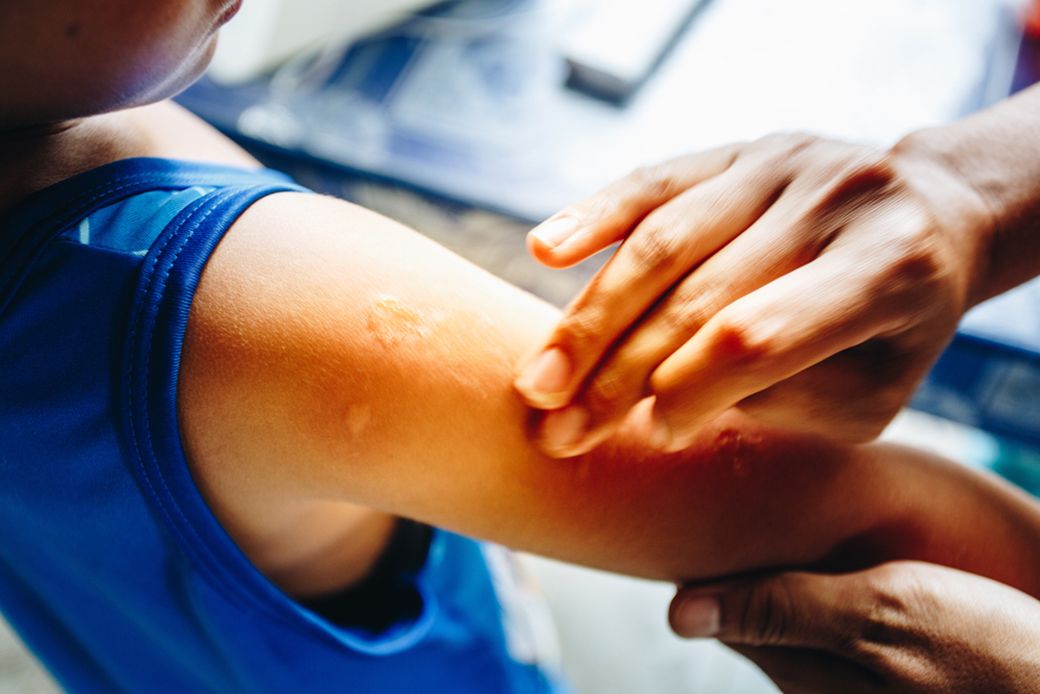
(826, 441), (1040, 598)
(450, 406), (1040, 598)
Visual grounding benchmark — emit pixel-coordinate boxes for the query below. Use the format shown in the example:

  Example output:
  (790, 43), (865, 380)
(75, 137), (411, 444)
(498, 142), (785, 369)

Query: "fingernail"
(540, 405), (590, 454)
(674, 596), (720, 638)
(517, 347), (572, 399)
(530, 216), (580, 249)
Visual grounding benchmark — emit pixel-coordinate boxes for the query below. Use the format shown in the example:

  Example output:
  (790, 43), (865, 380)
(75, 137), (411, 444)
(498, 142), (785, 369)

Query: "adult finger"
(669, 571), (861, 650)
(515, 153), (790, 412)
(527, 144), (742, 269)
(734, 346), (918, 442)
(530, 168), (858, 456)
(648, 246), (904, 451)
(728, 645), (882, 694)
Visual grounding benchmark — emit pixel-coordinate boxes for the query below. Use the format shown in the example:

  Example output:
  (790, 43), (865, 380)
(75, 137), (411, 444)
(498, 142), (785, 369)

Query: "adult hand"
(670, 561), (1040, 693)
(514, 133), (994, 456)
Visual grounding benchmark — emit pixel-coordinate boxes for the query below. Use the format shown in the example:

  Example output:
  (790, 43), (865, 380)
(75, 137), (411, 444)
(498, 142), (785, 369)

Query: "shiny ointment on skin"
(344, 403), (372, 438)
(365, 294), (433, 347)
(347, 294), (433, 440)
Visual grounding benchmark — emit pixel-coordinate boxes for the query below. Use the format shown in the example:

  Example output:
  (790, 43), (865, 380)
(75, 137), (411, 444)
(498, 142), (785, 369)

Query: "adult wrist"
(894, 86), (1040, 305)
(888, 126), (999, 310)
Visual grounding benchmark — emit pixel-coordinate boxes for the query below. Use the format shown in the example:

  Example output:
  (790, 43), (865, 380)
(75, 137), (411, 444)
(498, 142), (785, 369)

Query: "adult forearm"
(898, 83), (1040, 304)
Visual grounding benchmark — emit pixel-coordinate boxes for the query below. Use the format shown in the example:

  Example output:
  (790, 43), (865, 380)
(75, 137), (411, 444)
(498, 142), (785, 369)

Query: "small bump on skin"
(713, 428), (760, 478)
(64, 22), (82, 39)
(345, 404), (372, 438)
(366, 294), (431, 347)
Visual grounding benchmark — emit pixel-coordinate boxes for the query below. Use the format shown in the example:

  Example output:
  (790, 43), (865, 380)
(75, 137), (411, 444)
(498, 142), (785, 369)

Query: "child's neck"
(0, 102), (259, 216)
(0, 111), (142, 215)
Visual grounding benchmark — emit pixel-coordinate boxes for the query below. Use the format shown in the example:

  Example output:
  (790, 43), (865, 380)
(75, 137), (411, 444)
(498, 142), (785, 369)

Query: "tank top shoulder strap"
(0, 157), (306, 319)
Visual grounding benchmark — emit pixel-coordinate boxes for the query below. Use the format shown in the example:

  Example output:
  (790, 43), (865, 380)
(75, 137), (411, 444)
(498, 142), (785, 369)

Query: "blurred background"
(5, 0), (1040, 691)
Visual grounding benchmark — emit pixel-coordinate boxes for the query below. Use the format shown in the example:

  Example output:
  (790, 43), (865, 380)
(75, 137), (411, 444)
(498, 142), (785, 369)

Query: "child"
(2, 1), (1039, 692)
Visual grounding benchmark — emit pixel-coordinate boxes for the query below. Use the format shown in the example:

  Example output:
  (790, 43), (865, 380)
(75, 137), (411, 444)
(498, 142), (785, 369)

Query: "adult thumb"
(670, 571), (858, 650)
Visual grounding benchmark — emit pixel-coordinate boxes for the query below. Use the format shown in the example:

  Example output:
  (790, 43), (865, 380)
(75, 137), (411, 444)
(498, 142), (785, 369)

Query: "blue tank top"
(0, 158), (564, 693)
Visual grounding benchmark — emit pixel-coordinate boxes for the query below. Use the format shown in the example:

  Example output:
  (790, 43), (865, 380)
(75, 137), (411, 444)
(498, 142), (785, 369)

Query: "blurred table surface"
(180, 0), (1022, 221)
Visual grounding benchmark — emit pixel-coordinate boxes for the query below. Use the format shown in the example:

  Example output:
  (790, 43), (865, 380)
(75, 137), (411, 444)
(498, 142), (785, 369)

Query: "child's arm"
(178, 193), (1040, 596)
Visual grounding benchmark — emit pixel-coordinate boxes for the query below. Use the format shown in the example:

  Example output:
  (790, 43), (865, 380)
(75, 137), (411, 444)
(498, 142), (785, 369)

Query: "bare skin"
(174, 183), (1040, 599)
(6, 96), (1039, 600)
(4, 6), (1040, 690)
(0, 0), (248, 211)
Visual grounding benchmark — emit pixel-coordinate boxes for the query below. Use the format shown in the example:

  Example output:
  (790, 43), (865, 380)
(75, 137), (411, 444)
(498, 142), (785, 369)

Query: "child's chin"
(153, 32), (219, 105)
